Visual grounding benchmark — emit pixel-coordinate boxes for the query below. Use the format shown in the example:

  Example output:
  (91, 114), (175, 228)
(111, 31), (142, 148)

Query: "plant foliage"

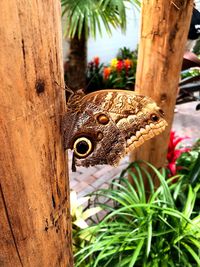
(70, 190), (102, 255)
(177, 139), (200, 178)
(74, 162), (200, 267)
(61, 0), (141, 38)
(86, 47), (137, 92)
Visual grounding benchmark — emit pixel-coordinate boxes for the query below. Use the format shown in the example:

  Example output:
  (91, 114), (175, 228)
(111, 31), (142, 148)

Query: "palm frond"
(61, 0), (141, 39)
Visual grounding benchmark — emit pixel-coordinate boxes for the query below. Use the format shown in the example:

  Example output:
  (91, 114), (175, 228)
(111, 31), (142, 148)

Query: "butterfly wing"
(62, 90), (168, 168)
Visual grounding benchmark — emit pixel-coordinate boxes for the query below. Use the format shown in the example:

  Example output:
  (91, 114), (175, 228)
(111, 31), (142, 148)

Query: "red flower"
(103, 67), (111, 80)
(167, 131), (190, 176)
(124, 59), (132, 71)
(93, 57), (100, 67)
(116, 60), (123, 72)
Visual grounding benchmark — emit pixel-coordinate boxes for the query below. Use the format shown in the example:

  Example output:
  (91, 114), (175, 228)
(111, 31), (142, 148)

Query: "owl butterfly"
(62, 89), (167, 171)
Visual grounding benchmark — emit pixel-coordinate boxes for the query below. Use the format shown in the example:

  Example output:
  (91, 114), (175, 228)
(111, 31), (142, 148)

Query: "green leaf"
(146, 214), (152, 257)
(181, 242), (200, 266)
(74, 218), (89, 229)
(82, 207), (102, 220)
(129, 239), (144, 266)
(182, 185), (196, 220)
(189, 152), (200, 186)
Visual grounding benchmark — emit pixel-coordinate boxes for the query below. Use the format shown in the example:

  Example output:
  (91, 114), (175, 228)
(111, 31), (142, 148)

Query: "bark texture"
(0, 1), (73, 266)
(131, 0), (193, 181)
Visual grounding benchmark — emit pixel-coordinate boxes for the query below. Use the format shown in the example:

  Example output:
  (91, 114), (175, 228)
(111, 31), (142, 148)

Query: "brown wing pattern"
(63, 90), (168, 169)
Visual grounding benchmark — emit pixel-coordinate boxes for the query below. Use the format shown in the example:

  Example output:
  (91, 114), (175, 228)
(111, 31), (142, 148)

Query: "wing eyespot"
(73, 137), (93, 158)
(97, 114), (109, 125)
(150, 114), (159, 122)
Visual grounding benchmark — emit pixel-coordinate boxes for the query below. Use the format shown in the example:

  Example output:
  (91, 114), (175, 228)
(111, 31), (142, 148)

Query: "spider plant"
(70, 190), (102, 255)
(74, 162), (200, 267)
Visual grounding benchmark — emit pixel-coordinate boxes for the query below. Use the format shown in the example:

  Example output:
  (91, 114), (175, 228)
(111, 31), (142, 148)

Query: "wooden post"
(131, 0), (193, 180)
(0, 1), (73, 266)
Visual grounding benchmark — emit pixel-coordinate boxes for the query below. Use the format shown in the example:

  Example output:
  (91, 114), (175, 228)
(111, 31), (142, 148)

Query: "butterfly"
(62, 89), (168, 171)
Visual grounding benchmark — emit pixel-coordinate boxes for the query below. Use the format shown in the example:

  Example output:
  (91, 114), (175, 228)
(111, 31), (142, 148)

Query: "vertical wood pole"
(0, 0), (73, 266)
(131, 0), (193, 183)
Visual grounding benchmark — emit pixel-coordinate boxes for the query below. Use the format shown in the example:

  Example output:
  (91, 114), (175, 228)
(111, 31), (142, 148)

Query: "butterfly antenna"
(85, 72), (99, 91)
(65, 83), (74, 95)
(54, 80), (74, 96)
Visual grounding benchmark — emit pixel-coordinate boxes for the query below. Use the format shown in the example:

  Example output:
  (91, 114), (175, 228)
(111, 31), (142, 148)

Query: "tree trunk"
(0, 1), (73, 266)
(64, 32), (87, 92)
(131, 0), (193, 184)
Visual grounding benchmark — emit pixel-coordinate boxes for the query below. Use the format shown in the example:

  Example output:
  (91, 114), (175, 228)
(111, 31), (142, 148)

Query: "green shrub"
(74, 162), (200, 267)
(177, 139), (200, 178)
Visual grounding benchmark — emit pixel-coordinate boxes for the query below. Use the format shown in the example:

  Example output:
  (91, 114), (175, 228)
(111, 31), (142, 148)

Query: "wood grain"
(0, 0), (73, 266)
(131, 0), (193, 185)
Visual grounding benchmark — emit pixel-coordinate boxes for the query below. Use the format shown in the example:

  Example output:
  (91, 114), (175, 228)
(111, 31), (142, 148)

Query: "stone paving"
(69, 101), (200, 197)
(69, 155), (129, 197)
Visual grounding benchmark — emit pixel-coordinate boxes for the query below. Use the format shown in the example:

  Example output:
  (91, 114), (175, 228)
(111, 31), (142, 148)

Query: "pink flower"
(167, 131), (190, 176)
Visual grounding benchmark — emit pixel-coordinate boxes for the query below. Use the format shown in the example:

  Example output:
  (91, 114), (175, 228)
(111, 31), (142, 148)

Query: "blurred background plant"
(167, 131), (191, 176)
(193, 38), (200, 55)
(86, 47), (137, 92)
(166, 132), (200, 209)
(103, 50), (137, 90)
(181, 68), (200, 79)
(86, 56), (104, 92)
(176, 139), (200, 177)
(117, 46), (138, 60)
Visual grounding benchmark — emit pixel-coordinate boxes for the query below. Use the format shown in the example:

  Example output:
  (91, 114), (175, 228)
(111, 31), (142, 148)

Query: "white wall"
(87, 5), (140, 64)
(196, 0), (200, 9)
